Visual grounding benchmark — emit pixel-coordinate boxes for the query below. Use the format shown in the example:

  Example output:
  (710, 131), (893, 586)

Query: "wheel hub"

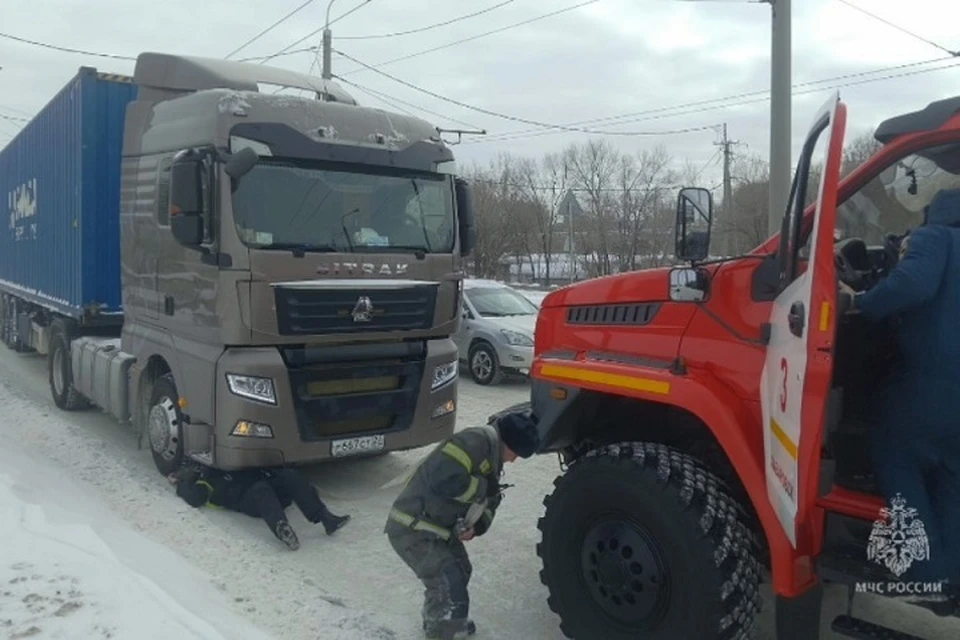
(472, 351), (492, 379)
(148, 397), (179, 461)
(581, 518), (669, 625)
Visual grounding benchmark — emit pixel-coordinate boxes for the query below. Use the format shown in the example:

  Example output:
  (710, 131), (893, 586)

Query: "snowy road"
(1, 348), (957, 639)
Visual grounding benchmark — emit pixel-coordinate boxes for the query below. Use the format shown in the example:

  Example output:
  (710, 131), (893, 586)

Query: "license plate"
(331, 434), (386, 457)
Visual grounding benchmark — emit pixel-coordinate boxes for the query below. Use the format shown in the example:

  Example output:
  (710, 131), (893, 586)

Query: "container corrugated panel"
(0, 67), (137, 319)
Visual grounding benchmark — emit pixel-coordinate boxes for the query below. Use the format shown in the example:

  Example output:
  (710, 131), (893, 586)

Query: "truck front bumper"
(211, 338), (458, 469)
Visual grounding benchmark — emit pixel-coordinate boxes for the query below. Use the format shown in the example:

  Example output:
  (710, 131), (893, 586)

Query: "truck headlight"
(432, 360), (458, 390)
(226, 374), (277, 405)
(501, 329), (534, 347)
(231, 420), (274, 438)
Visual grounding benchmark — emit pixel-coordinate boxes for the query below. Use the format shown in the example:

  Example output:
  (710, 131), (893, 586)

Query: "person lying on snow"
(168, 464), (350, 550)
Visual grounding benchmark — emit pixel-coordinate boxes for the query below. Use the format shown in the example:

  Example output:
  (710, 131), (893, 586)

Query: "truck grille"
(274, 284), (437, 336)
(280, 341), (425, 441)
(566, 303), (660, 326)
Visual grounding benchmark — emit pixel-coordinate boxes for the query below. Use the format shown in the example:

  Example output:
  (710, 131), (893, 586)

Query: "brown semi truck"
(0, 52), (475, 475)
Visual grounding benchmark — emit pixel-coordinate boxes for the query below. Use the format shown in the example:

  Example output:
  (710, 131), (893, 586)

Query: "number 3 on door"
(779, 357), (788, 413)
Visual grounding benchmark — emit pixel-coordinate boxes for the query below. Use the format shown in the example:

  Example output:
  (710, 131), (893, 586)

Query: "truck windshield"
(231, 161), (455, 253)
(835, 144), (960, 245)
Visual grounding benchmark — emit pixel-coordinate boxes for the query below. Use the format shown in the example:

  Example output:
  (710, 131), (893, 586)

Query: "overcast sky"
(1, 0), (958, 189)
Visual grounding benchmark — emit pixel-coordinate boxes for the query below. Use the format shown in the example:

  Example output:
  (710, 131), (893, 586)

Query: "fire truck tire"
(536, 441), (763, 640)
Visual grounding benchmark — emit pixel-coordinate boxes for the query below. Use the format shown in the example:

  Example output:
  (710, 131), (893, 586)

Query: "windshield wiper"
(262, 242), (337, 257)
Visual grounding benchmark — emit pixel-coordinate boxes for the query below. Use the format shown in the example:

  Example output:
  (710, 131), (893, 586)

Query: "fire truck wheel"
(536, 442), (763, 640)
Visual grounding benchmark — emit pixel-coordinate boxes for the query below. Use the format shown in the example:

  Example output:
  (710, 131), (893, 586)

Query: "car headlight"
(432, 360), (458, 390)
(501, 329), (534, 347)
(226, 374), (277, 405)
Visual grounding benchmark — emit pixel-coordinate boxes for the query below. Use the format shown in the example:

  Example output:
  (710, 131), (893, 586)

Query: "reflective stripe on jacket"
(385, 425), (503, 540)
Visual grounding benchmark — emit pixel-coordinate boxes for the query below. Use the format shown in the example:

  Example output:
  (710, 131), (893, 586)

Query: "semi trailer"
(0, 52), (475, 476)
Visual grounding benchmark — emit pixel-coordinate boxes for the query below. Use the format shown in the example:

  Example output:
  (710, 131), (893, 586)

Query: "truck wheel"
(147, 374), (185, 476)
(468, 341), (503, 386)
(536, 442), (762, 640)
(48, 323), (87, 411)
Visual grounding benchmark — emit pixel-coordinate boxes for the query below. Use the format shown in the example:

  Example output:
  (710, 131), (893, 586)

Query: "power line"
(337, 0), (602, 76)
(335, 49), (718, 136)
(335, 77), (483, 129)
(344, 81), (419, 117)
(0, 31), (136, 60)
(224, 0), (319, 59)
(337, 1), (517, 40)
(249, 0), (372, 64)
(0, 103), (31, 117)
(834, 0), (958, 57)
(466, 56), (960, 145)
(0, 112), (28, 124)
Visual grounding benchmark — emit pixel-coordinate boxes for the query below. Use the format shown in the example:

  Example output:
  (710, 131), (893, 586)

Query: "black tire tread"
(49, 321), (88, 411)
(536, 441), (763, 640)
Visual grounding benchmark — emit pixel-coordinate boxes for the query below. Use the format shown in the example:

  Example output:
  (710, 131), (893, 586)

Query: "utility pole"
(321, 0), (337, 79)
(768, 0), (791, 236)
(567, 196), (575, 283)
(714, 124), (740, 256)
(321, 0), (373, 79)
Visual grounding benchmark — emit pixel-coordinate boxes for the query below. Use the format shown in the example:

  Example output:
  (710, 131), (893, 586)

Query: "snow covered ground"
(0, 441), (275, 640)
(1, 347), (958, 639)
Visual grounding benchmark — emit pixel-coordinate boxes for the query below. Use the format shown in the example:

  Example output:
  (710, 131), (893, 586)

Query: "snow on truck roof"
(133, 51), (357, 105)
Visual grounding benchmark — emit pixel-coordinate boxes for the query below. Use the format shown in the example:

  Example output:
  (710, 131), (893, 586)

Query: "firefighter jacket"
(853, 188), (960, 435)
(385, 425), (504, 542)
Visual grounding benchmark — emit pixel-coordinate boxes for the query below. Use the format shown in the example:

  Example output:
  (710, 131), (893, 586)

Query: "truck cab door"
(760, 92), (846, 549)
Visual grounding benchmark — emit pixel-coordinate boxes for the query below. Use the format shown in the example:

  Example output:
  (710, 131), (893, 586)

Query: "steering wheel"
(882, 232), (904, 268)
(835, 238), (867, 289)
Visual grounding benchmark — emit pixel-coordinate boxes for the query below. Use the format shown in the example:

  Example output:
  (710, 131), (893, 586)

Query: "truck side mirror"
(455, 177), (477, 256)
(170, 155), (206, 247)
(675, 187), (713, 262)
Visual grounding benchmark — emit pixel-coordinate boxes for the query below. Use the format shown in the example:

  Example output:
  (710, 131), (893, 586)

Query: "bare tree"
(565, 139), (620, 275)
(614, 146), (677, 270)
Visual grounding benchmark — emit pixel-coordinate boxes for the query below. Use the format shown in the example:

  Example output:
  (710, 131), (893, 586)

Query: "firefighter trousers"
(388, 530), (473, 638)
(869, 377), (960, 586)
(239, 469), (329, 534)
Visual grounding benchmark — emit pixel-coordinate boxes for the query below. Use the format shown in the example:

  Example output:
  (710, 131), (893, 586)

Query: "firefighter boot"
(322, 512), (351, 535)
(424, 619), (475, 639)
(273, 520), (300, 550)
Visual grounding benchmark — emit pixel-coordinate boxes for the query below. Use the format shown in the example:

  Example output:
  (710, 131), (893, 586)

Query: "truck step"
(831, 615), (925, 640)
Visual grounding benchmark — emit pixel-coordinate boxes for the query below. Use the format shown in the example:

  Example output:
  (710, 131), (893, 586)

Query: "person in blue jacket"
(840, 187), (960, 596)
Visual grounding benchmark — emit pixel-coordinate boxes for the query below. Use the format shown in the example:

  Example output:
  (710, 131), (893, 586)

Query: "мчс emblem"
(867, 493), (930, 578)
(351, 296), (374, 323)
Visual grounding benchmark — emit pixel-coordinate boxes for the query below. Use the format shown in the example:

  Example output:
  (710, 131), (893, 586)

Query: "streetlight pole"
(321, 0), (338, 79)
(322, 0), (373, 79)
(768, 0), (791, 236)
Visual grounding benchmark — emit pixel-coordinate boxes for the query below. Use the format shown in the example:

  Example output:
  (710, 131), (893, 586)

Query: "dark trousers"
(239, 469), (328, 533)
(388, 530), (472, 638)
(869, 377), (960, 585)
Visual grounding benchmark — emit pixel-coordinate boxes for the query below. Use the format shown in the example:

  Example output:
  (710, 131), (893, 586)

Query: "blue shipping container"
(0, 66), (138, 319)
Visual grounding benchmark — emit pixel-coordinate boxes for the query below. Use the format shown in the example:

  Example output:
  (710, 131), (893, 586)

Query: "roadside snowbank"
(0, 442), (275, 640)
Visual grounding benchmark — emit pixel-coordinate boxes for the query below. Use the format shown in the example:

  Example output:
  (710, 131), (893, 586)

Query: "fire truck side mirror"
(675, 187), (713, 263)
